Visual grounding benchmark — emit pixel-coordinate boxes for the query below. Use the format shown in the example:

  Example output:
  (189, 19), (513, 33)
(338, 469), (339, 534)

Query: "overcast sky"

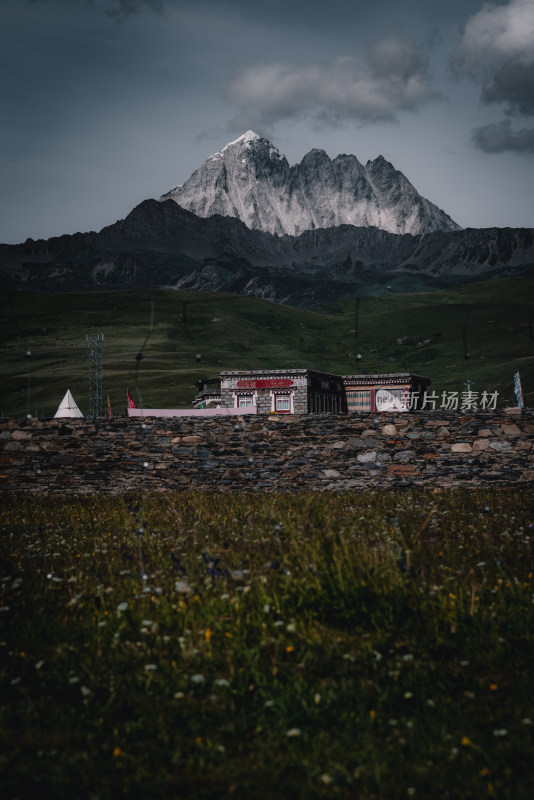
(1, 0), (533, 243)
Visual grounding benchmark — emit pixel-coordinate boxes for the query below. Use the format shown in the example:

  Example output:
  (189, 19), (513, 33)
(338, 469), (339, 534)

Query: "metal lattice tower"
(86, 334), (104, 417)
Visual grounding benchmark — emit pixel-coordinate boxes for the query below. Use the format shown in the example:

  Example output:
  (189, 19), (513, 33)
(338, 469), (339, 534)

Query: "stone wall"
(0, 409), (532, 494)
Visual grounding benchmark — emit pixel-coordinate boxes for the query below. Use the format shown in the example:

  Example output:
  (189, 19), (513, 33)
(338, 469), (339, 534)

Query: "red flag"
(107, 395), (112, 418)
(127, 388), (136, 409)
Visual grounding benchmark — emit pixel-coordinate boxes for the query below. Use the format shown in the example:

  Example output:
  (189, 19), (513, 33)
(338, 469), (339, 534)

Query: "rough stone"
(394, 450), (416, 463)
(387, 465), (421, 476)
(4, 442), (23, 452)
(451, 443), (472, 453)
(344, 438), (367, 448)
(50, 454), (77, 465)
(501, 424), (521, 437)
(223, 467), (244, 480)
(489, 441), (512, 452)
(323, 469), (342, 478)
(381, 424), (398, 436)
(357, 451), (377, 463)
(473, 438), (490, 451)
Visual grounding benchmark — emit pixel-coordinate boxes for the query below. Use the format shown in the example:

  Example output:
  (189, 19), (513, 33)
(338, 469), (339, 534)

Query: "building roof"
(343, 373), (430, 383)
(220, 368), (346, 381)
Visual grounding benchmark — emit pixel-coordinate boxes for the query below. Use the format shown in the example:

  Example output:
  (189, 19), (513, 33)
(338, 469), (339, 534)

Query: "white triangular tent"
(54, 390), (84, 418)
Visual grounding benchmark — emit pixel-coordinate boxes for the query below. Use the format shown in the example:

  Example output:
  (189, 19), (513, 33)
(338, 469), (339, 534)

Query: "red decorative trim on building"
(236, 378), (295, 389)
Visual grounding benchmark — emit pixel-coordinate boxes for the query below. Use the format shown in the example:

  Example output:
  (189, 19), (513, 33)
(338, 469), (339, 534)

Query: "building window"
(347, 390), (372, 412)
(274, 394), (291, 413)
(236, 394), (254, 407)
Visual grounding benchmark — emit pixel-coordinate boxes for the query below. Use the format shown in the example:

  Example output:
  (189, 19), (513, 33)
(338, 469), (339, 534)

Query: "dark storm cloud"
(471, 119), (534, 154)
(224, 37), (439, 129)
(28, 0), (164, 13)
(106, 0), (164, 18)
(482, 58), (534, 116)
(452, 0), (534, 115)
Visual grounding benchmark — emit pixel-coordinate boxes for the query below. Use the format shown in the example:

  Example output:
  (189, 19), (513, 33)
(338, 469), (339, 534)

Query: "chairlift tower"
(86, 334), (104, 417)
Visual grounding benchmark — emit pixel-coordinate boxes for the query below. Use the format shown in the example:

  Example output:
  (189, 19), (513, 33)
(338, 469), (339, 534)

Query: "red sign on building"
(236, 378), (295, 389)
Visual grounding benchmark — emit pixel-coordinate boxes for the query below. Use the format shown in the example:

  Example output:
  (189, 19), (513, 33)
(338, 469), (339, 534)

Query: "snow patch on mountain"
(221, 130), (261, 151)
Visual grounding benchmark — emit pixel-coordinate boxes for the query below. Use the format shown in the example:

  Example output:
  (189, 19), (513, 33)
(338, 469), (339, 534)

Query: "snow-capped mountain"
(160, 131), (461, 236)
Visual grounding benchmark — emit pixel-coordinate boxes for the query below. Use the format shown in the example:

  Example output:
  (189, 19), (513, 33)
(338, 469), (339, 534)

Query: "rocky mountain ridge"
(1, 199), (532, 308)
(161, 131), (461, 237)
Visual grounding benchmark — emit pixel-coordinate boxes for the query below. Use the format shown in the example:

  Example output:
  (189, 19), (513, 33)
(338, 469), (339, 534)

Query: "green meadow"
(1, 489), (533, 799)
(1, 275), (533, 417)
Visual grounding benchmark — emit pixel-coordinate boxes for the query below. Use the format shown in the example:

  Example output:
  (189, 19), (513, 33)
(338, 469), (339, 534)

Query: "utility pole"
(86, 334), (104, 417)
(354, 296), (362, 370)
(462, 308), (473, 393)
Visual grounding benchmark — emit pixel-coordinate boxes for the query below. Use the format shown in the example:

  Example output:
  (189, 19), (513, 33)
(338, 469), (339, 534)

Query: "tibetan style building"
(190, 369), (430, 414)
(343, 373), (430, 412)
(219, 369), (347, 414)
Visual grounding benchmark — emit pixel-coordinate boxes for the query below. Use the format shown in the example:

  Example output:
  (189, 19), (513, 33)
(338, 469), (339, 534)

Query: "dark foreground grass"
(1, 489), (533, 799)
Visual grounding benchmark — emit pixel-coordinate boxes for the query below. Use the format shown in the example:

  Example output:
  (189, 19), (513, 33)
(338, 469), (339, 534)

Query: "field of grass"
(1, 489), (533, 799)
(1, 276), (533, 417)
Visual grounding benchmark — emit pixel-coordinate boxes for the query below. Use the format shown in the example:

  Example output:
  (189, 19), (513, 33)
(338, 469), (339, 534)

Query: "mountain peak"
(300, 148), (331, 163)
(223, 130), (262, 150)
(162, 135), (461, 236)
(367, 155), (393, 168)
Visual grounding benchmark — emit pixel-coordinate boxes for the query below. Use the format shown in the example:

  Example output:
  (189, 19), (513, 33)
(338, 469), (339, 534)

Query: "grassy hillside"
(1, 277), (532, 417)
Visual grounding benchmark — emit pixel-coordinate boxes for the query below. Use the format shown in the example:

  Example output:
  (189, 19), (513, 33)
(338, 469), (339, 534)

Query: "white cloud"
(224, 37), (439, 128)
(452, 0), (534, 75)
